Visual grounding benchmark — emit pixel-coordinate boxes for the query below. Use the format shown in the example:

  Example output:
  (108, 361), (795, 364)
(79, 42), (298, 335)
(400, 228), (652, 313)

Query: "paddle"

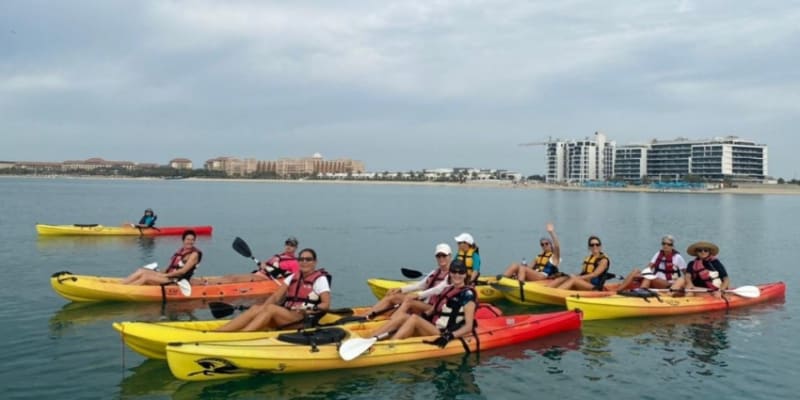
(233, 237), (261, 265)
(177, 279), (192, 296)
(400, 268), (423, 279)
(208, 301), (357, 319)
(142, 262), (158, 271)
(322, 304), (399, 325)
(651, 286), (760, 298)
(519, 279), (526, 302)
(339, 332), (389, 361)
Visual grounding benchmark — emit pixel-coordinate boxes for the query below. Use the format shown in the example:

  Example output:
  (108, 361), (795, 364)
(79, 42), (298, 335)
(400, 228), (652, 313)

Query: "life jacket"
(532, 251), (557, 275)
(139, 215), (157, 227)
(259, 252), (297, 278)
(429, 285), (477, 332)
(581, 253), (609, 275)
(165, 246), (202, 280)
(581, 252), (611, 289)
(456, 248), (478, 275)
(653, 250), (682, 281)
(283, 269), (331, 311)
(424, 268), (449, 290)
(690, 257), (722, 289)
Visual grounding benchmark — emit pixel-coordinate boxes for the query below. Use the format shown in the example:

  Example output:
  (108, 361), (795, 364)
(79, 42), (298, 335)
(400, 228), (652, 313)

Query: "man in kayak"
(363, 243), (453, 319)
(121, 230), (201, 285)
(671, 241), (730, 298)
(368, 259), (477, 346)
(132, 208), (157, 229)
(215, 248), (331, 332)
(499, 222), (562, 282)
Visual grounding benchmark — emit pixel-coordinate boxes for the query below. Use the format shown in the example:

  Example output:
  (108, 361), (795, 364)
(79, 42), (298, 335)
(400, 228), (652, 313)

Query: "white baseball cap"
(454, 233), (474, 245)
(434, 243), (452, 255)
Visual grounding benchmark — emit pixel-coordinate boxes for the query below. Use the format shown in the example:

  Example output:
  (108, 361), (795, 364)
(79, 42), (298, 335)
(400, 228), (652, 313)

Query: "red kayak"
(36, 224), (213, 236)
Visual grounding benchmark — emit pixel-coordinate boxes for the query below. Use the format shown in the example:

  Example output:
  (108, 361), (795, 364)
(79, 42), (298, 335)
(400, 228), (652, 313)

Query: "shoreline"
(3, 174), (800, 195)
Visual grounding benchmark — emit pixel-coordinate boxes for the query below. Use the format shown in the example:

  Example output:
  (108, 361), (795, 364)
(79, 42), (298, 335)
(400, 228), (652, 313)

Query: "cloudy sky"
(2, 1), (798, 177)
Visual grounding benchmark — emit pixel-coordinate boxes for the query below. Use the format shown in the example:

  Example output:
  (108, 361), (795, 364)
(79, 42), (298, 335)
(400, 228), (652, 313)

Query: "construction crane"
(518, 136), (554, 147)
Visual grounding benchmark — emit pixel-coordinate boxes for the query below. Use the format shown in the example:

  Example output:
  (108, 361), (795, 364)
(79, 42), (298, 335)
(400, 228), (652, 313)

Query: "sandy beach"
(4, 174), (799, 195)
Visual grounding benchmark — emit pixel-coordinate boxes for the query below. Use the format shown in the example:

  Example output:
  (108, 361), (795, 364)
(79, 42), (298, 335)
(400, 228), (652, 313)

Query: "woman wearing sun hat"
(671, 241), (730, 297)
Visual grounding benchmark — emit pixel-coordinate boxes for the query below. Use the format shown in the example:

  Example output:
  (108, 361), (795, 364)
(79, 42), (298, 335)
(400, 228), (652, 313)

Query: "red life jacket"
(165, 246), (202, 279)
(424, 268), (449, 290)
(690, 257), (720, 289)
(259, 252), (298, 278)
(653, 250), (681, 281)
(429, 285), (477, 332)
(283, 269), (331, 310)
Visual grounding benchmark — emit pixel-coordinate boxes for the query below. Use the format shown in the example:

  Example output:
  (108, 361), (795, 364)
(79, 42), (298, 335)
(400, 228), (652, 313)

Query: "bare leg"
(391, 315), (440, 340)
(521, 268), (547, 282)
(241, 304), (302, 331)
(546, 276), (570, 288)
(501, 263), (522, 278)
(368, 293), (408, 315)
(370, 313), (412, 338)
(617, 269), (641, 291)
(215, 303), (266, 332)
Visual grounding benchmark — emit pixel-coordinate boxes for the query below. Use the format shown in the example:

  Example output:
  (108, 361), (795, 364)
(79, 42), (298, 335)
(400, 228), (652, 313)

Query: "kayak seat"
(72, 224), (100, 227)
(277, 327), (347, 346)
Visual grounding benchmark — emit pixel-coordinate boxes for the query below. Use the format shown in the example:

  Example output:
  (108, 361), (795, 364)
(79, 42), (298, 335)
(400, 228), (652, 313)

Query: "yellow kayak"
(113, 307), (378, 360)
(490, 277), (626, 306)
(366, 277), (504, 303)
(165, 311), (582, 381)
(36, 223), (213, 236)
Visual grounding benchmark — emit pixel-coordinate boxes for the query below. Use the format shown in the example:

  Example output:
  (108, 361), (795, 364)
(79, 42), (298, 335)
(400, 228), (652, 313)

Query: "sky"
(1, 1), (798, 177)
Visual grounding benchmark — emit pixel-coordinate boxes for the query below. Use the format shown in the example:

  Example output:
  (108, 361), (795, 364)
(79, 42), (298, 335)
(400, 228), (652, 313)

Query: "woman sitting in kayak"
(548, 235), (613, 291)
(454, 232), (481, 280)
(368, 259), (476, 346)
(364, 243), (452, 319)
(671, 241), (730, 298)
(618, 235), (688, 291)
(499, 222), (561, 282)
(216, 248), (331, 332)
(121, 230), (201, 285)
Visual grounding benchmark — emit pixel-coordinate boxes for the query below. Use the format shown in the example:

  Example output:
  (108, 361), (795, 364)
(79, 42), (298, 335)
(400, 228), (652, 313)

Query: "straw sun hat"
(687, 241), (719, 257)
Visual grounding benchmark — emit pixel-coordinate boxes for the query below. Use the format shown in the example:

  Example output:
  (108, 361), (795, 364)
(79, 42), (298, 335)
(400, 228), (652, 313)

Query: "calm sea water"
(0, 177), (796, 399)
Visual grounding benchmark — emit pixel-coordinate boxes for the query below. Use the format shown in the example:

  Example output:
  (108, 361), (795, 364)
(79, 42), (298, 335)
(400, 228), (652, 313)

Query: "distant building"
(62, 157), (135, 172)
(169, 158), (193, 170)
(206, 153), (365, 177)
(545, 132), (615, 183)
(541, 133), (768, 183)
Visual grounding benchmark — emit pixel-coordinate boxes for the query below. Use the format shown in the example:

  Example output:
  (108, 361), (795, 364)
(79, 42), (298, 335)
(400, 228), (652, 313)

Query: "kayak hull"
(165, 310), (582, 381)
(36, 224), (213, 236)
(565, 282), (786, 320)
(491, 277), (624, 306)
(367, 277), (504, 303)
(50, 272), (281, 302)
(113, 308), (376, 359)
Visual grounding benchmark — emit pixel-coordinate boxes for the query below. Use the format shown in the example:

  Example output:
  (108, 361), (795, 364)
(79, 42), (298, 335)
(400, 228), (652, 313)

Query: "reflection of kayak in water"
(119, 359), (182, 398)
(49, 301), (214, 336)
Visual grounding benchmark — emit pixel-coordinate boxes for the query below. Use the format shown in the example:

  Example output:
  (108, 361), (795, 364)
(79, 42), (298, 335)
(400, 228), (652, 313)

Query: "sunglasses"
(450, 270), (467, 275)
(540, 242), (550, 246)
(297, 257), (315, 262)
(696, 248), (710, 253)
(662, 242), (673, 246)
(589, 243), (601, 247)
(435, 253), (449, 258)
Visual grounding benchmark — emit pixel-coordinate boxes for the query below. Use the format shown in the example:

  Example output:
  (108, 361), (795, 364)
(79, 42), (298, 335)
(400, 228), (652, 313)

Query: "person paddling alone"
(132, 208), (157, 229)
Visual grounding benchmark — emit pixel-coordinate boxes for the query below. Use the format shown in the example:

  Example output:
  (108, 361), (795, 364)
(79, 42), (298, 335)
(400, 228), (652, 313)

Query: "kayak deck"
(36, 224), (213, 236)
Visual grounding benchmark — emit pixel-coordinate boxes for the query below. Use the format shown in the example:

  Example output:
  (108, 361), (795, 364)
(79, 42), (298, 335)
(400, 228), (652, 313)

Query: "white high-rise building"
(544, 132), (615, 183)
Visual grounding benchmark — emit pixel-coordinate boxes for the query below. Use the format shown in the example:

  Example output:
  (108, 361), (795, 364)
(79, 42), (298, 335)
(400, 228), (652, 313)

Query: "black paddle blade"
(232, 237), (253, 258)
(400, 268), (424, 279)
(209, 302), (237, 319)
(331, 315), (367, 325)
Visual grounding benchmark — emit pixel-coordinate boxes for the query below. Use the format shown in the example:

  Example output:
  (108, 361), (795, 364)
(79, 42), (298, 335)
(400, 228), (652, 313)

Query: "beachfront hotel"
(543, 133), (768, 183)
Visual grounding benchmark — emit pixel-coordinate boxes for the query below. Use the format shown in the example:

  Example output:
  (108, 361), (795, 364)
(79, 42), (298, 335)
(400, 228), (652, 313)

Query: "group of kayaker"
(498, 223), (730, 297)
